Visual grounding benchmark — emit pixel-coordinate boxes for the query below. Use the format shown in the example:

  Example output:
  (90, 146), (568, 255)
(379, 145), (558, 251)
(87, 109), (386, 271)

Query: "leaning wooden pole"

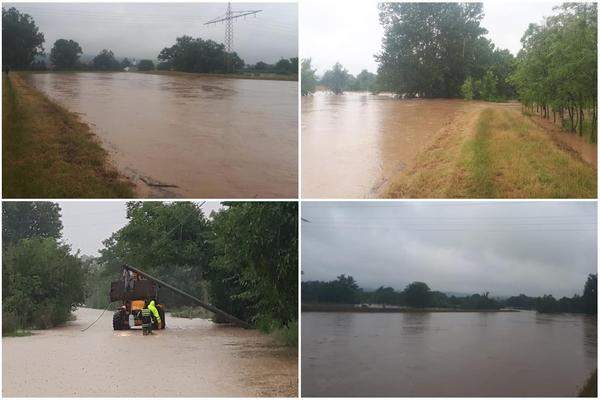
(123, 264), (253, 329)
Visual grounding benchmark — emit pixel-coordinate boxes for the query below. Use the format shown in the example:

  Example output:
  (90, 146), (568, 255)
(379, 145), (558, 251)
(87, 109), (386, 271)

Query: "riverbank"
(2, 73), (133, 198)
(142, 69), (298, 81)
(301, 303), (518, 313)
(384, 102), (596, 198)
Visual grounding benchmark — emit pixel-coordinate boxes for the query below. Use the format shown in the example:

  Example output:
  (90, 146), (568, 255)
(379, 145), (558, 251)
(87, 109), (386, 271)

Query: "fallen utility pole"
(123, 264), (253, 329)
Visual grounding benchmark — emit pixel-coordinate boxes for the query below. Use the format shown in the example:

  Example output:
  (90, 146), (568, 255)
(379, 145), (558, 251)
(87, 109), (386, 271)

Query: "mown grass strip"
(2, 73), (134, 198)
(467, 108), (495, 197)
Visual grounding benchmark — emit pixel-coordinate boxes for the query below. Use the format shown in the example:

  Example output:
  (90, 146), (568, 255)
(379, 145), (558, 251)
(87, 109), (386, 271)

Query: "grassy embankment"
(2, 73), (134, 198)
(302, 303), (518, 313)
(579, 369), (597, 397)
(386, 104), (596, 198)
(143, 70), (298, 81)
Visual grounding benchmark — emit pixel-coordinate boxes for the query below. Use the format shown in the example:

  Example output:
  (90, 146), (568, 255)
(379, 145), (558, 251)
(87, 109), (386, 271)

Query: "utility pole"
(204, 2), (262, 71)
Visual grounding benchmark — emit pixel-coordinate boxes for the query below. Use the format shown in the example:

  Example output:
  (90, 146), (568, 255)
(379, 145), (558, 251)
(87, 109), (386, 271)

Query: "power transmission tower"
(204, 3), (262, 71)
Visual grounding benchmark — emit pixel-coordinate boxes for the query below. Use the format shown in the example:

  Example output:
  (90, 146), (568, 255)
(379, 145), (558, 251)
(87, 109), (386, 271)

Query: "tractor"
(110, 267), (166, 330)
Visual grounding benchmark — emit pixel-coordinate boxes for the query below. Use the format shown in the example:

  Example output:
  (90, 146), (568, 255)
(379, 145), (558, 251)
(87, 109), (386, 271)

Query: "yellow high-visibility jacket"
(148, 300), (161, 323)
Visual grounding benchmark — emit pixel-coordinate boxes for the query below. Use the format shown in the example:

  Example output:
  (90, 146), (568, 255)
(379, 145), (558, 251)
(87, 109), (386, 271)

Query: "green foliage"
(93, 49), (121, 71)
(321, 62), (350, 94)
(137, 59), (155, 71)
(536, 294), (560, 313)
(2, 202), (62, 248)
(403, 281), (431, 308)
(301, 58), (318, 96)
(270, 320), (298, 348)
(461, 77), (474, 100)
(209, 202), (298, 327)
(583, 274), (597, 315)
(50, 39), (82, 70)
(2, 7), (45, 69)
(275, 57), (297, 74)
(511, 3), (597, 141)
(3, 238), (85, 334)
(158, 36), (244, 73)
(302, 275), (362, 304)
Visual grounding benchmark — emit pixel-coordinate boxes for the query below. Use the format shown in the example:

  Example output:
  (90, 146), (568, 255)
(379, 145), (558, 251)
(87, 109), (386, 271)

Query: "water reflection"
(26, 72), (297, 198)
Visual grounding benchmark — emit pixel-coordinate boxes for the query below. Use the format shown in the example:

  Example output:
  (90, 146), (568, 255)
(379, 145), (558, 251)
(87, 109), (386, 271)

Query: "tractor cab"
(110, 268), (166, 330)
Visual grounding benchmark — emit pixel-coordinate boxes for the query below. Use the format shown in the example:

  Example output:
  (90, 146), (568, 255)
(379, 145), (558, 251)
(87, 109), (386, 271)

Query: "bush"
(3, 238), (86, 334)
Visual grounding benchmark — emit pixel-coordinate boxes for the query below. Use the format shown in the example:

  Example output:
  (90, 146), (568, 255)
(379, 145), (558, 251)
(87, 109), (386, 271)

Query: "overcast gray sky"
(301, 1), (560, 76)
(301, 202), (597, 298)
(58, 201), (222, 256)
(7, 2), (297, 64)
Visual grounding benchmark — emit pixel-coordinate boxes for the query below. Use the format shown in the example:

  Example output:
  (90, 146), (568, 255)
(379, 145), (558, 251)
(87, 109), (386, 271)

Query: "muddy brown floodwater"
(302, 311), (597, 397)
(3, 308), (297, 397)
(301, 92), (469, 198)
(26, 72), (298, 198)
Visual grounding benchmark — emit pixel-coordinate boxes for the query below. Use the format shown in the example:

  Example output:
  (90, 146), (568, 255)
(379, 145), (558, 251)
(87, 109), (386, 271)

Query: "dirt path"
(384, 102), (597, 198)
(2, 308), (297, 397)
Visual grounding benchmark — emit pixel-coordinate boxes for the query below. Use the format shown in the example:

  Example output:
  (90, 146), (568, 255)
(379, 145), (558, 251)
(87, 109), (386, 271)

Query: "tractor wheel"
(112, 310), (124, 330)
(160, 308), (166, 329)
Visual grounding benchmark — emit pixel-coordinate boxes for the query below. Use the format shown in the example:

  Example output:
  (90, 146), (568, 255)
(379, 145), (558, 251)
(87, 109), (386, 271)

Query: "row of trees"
(248, 58), (298, 75)
(301, 59), (377, 96)
(3, 202), (298, 336)
(302, 274), (597, 315)
(511, 3), (597, 141)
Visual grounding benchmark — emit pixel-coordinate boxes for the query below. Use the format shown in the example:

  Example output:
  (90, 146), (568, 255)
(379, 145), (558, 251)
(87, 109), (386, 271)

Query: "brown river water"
(302, 311), (597, 397)
(3, 308), (297, 397)
(301, 92), (468, 198)
(26, 72), (298, 198)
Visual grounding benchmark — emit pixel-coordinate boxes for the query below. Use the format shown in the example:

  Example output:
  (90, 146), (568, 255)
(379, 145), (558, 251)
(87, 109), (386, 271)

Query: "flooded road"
(26, 72), (297, 198)
(302, 311), (597, 397)
(301, 92), (468, 198)
(3, 308), (297, 397)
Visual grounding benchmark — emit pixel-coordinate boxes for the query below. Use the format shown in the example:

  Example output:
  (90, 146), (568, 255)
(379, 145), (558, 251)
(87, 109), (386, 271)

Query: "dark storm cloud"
(6, 3), (297, 64)
(301, 202), (597, 298)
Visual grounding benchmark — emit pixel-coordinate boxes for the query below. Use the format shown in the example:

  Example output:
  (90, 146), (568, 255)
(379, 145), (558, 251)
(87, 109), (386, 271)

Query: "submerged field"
(302, 93), (596, 199)
(2, 74), (133, 198)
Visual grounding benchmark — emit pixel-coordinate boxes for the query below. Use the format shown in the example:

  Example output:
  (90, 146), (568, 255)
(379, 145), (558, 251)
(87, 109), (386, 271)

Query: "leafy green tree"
(377, 3), (490, 97)
(3, 238), (85, 333)
(2, 7), (45, 69)
(536, 294), (560, 313)
(403, 281), (431, 308)
(276, 58), (291, 74)
(158, 36), (244, 73)
(93, 49), (121, 71)
(461, 77), (475, 100)
(321, 62), (350, 94)
(50, 39), (82, 70)
(479, 71), (498, 100)
(210, 202), (298, 328)
(120, 57), (131, 69)
(254, 61), (270, 71)
(301, 58), (318, 96)
(583, 273), (597, 315)
(354, 69), (378, 91)
(2, 202), (62, 248)
(137, 59), (154, 71)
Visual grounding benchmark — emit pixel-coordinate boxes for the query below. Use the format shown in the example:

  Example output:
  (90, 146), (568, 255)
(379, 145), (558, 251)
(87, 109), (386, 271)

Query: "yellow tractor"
(110, 268), (166, 330)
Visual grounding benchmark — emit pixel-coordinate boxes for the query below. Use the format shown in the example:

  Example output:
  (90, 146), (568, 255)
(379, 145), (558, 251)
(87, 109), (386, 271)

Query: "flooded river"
(301, 92), (468, 198)
(3, 308), (297, 397)
(302, 311), (597, 397)
(26, 72), (297, 198)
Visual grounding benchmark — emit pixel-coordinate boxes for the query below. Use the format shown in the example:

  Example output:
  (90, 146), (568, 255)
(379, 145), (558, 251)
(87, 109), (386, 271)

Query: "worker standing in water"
(140, 301), (153, 335)
(148, 299), (162, 329)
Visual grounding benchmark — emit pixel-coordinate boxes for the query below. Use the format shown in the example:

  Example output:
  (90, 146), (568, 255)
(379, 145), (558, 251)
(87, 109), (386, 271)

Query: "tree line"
(302, 274), (597, 314)
(3, 7), (297, 75)
(511, 3), (597, 142)
(3, 202), (298, 339)
(301, 59), (377, 95)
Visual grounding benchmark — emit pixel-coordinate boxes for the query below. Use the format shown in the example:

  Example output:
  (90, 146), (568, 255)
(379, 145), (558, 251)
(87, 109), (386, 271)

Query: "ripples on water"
(301, 311), (597, 397)
(27, 72), (298, 198)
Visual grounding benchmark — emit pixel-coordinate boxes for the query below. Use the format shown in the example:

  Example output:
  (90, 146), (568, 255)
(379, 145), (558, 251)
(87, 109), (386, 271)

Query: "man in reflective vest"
(148, 299), (162, 329)
(140, 304), (152, 336)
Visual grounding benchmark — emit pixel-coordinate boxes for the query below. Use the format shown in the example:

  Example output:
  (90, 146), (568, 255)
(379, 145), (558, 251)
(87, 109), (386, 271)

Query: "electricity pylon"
(204, 3), (262, 54)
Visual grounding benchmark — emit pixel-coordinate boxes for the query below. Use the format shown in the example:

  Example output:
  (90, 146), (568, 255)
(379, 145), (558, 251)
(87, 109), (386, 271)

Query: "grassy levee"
(386, 104), (596, 198)
(579, 369), (597, 397)
(2, 73), (134, 198)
